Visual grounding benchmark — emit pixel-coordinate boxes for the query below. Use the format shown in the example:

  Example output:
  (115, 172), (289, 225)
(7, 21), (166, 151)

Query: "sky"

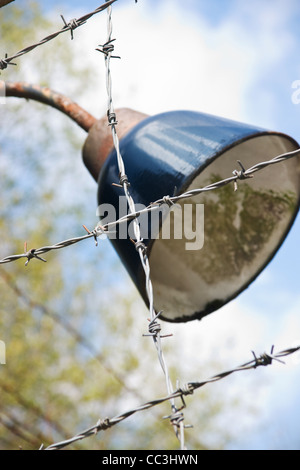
(3, 0), (300, 450)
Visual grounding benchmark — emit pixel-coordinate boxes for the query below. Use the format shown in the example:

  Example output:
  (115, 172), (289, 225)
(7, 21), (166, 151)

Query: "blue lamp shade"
(83, 109), (300, 323)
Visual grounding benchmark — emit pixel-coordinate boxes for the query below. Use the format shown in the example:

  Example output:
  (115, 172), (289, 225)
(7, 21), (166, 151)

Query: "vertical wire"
(102, 2), (185, 448)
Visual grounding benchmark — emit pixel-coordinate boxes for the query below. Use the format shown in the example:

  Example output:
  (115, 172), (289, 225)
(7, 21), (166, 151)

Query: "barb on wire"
(0, 53), (16, 70)
(0, 225), (110, 265)
(1, 147), (299, 267)
(96, 39), (121, 59)
(60, 15), (81, 41)
(0, 0), (117, 70)
(42, 344), (300, 450)
(232, 160), (253, 191)
(24, 242), (47, 267)
(1, 148), (299, 265)
(168, 148), (300, 204)
(100, 147), (300, 235)
(143, 311), (173, 339)
(100, 2), (186, 448)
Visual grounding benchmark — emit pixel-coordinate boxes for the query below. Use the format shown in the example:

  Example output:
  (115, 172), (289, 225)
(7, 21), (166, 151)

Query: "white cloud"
(60, 0), (296, 134)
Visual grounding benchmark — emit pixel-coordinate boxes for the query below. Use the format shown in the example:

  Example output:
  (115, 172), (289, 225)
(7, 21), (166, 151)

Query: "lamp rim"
(142, 130), (300, 323)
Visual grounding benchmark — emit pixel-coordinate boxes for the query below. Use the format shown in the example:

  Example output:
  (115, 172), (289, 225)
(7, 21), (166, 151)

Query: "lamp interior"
(149, 134), (300, 322)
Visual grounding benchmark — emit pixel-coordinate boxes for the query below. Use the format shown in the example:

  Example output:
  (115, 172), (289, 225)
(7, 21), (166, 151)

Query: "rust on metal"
(82, 108), (148, 181)
(0, 0), (14, 8)
(5, 82), (96, 132)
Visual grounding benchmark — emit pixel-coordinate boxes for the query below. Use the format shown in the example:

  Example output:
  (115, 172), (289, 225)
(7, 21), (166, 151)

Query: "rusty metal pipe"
(5, 82), (96, 132)
(82, 108), (149, 181)
(0, 0), (14, 8)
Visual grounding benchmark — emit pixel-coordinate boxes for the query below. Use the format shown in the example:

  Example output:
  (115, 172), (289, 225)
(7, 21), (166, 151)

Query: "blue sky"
(45, 0), (300, 302)
(48, 0), (300, 450)
(4, 0), (300, 450)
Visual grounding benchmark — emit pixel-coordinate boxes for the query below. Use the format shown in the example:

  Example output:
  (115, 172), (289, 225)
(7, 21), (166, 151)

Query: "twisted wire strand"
(0, 0), (117, 70)
(0, 0), (299, 451)
(102, 1), (184, 447)
(42, 344), (300, 450)
(1, 148), (299, 266)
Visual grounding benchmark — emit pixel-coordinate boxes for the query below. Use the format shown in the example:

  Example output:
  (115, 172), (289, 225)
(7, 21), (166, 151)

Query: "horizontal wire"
(1, 148), (299, 266)
(0, 0), (117, 70)
(1, 0), (299, 451)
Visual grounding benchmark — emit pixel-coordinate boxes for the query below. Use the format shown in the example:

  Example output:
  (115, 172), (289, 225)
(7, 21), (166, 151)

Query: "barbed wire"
(41, 344), (300, 450)
(0, 0), (117, 70)
(1, 148), (299, 267)
(1, 0), (300, 452)
(0, 232), (102, 265)
(99, 1), (186, 448)
(0, 269), (147, 399)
